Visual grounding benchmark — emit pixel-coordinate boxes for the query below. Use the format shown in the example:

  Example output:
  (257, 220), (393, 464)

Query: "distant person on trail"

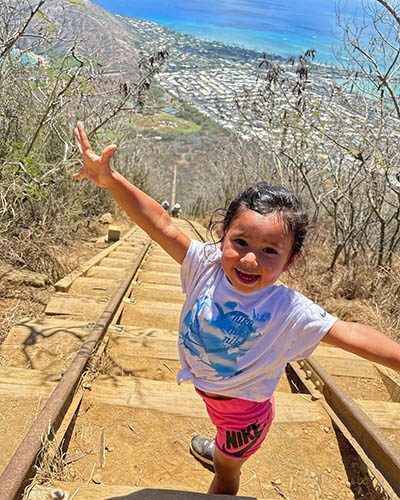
(161, 200), (170, 212)
(172, 202), (182, 218)
(74, 122), (400, 496)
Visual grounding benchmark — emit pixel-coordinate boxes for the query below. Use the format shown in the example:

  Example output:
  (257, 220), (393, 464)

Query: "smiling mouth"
(234, 268), (260, 284)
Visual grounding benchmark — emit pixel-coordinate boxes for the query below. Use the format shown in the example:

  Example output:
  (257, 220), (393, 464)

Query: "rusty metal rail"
(291, 358), (400, 499)
(0, 238), (152, 500)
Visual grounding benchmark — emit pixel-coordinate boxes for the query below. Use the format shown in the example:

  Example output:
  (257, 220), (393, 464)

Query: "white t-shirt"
(178, 239), (337, 402)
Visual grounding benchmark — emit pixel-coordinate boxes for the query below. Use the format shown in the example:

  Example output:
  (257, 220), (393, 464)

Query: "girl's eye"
(263, 247), (277, 255)
(234, 238), (247, 246)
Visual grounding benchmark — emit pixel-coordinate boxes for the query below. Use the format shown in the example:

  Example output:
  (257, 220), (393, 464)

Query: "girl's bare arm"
(323, 320), (400, 372)
(73, 122), (191, 264)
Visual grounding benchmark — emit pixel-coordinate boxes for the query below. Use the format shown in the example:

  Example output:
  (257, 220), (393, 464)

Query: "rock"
(50, 490), (65, 499)
(4, 269), (49, 288)
(99, 213), (113, 224)
(92, 473), (102, 484)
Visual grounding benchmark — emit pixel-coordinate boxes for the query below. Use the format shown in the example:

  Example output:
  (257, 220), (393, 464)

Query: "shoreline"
(122, 14), (339, 70)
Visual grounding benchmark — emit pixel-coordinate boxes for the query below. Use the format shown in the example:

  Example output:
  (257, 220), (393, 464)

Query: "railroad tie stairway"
(0, 220), (399, 500)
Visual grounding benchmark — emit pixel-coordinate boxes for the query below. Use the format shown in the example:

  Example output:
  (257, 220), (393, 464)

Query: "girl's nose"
(240, 251), (258, 267)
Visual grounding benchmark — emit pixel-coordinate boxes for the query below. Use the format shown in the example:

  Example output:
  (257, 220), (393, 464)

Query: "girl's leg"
(207, 447), (248, 495)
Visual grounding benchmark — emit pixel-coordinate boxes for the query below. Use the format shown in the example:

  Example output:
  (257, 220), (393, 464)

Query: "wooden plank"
(29, 484), (256, 500)
(68, 277), (122, 296)
(88, 376), (325, 423)
(54, 227), (138, 292)
(0, 367), (57, 398)
(375, 365), (400, 403)
(4, 318), (90, 346)
(131, 283), (185, 303)
(0, 367), (324, 424)
(356, 399), (400, 429)
(314, 356), (378, 378)
(124, 299), (182, 312)
(109, 250), (138, 258)
(108, 325), (178, 341)
(2, 318), (89, 372)
(45, 294), (105, 319)
(108, 224), (121, 241)
(314, 344), (365, 360)
(145, 253), (177, 263)
(100, 257), (133, 267)
(86, 266), (129, 279)
(136, 270), (181, 286)
(0, 343), (78, 372)
(143, 262), (181, 273)
(119, 304), (180, 330)
(108, 336), (178, 360)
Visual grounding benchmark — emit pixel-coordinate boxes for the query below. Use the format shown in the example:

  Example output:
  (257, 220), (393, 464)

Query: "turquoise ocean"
(93, 0), (364, 63)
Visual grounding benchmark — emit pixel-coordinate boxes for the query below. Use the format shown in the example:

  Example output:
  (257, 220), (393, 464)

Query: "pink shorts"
(196, 388), (275, 460)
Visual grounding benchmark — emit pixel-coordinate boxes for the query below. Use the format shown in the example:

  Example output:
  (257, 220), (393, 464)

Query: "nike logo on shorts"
(221, 419), (268, 457)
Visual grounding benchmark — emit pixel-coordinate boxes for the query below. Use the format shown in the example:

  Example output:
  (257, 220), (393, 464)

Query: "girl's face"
(221, 209), (298, 294)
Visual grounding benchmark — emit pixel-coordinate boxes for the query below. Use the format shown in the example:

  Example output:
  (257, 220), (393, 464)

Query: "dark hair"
(209, 182), (309, 260)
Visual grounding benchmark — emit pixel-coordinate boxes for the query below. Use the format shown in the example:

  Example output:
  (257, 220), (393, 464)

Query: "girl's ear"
(284, 251), (301, 272)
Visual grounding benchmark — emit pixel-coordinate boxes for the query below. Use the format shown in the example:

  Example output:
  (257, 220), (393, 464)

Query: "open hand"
(73, 122), (117, 187)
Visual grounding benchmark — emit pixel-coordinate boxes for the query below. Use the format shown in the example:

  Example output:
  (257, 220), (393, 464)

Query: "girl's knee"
(213, 448), (246, 476)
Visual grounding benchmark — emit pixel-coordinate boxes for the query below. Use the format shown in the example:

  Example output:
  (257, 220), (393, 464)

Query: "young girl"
(74, 122), (400, 496)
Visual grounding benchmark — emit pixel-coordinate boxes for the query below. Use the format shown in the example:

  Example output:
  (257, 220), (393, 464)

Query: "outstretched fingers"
(101, 144), (118, 164)
(74, 121), (92, 154)
(73, 121), (117, 186)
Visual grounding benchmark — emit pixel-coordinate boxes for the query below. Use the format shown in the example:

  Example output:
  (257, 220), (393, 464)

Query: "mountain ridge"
(33, 0), (142, 80)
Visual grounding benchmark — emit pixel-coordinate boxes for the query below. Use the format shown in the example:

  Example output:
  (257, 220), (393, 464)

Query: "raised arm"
(323, 320), (400, 372)
(73, 122), (191, 264)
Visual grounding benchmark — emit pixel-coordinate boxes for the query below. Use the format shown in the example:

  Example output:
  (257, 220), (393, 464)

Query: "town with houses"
(122, 16), (370, 142)
(118, 12), (400, 179)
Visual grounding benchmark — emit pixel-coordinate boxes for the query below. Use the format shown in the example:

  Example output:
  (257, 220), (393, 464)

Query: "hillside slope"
(32, 0), (142, 80)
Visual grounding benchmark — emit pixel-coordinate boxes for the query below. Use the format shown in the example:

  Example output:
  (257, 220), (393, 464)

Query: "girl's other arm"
(322, 320), (400, 372)
(73, 122), (190, 264)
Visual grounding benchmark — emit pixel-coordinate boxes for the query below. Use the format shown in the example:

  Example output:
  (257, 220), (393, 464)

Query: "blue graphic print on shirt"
(181, 296), (269, 379)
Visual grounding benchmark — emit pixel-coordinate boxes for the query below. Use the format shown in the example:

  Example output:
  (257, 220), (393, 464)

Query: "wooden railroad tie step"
(0, 367), (399, 430)
(29, 484), (256, 500)
(53, 226), (142, 292)
(86, 266), (131, 279)
(130, 283), (185, 303)
(120, 304), (180, 330)
(0, 319), (178, 373)
(99, 257), (135, 267)
(142, 261), (182, 273)
(68, 277), (123, 296)
(87, 376), (326, 422)
(136, 270), (182, 286)
(313, 344), (381, 378)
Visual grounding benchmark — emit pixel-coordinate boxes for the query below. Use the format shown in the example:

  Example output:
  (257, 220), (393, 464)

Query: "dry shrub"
(0, 270), (51, 344)
(286, 236), (400, 342)
(1, 231), (71, 282)
(0, 222), (109, 343)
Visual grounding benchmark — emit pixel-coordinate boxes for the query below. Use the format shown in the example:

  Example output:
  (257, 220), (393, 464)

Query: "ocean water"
(93, 0), (364, 63)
